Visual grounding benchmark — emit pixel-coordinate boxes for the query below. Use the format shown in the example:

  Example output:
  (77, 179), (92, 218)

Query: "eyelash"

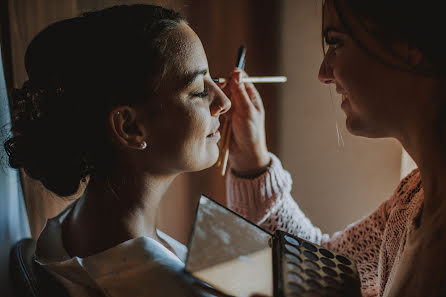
(325, 38), (343, 49)
(191, 87), (209, 98)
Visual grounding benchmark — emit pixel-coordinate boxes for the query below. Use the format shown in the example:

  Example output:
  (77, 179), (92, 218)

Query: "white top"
(35, 203), (206, 297)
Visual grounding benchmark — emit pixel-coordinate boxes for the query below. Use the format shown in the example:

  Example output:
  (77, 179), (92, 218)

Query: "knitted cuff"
(226, 153), (293, 221)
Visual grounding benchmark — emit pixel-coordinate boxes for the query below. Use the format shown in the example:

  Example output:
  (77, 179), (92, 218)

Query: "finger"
(233, 69), (264, 111)
(229, 71), (254, 113)
(236, 70), (263, 108)
(238, 70), (260, 99)
(220, 82), (231, 98)
(244, 82), (264, 112)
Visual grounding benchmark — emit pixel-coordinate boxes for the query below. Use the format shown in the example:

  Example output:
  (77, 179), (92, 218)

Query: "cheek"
(161, 104), (210, 155)
(180, 106), (208, 141)
(336, 49), (383, 108)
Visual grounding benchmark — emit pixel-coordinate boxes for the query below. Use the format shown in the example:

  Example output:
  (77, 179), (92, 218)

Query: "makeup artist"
(224, 1), (446, 296)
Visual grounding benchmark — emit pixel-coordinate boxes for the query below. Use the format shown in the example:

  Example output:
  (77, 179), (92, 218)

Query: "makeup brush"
(212, 76), (287, 84)
(218, 46), (246, 176)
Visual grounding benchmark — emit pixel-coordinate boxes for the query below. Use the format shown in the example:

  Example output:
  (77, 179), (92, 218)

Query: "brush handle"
(212, 76), (287, 84)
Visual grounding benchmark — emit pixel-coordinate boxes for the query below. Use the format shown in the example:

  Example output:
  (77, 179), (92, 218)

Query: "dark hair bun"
(6, 81), (92, 196)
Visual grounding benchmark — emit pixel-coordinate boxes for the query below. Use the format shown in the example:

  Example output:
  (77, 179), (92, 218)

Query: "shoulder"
(395, 168), (422, 199)
(35, 202), (76, 264)
(385, 168), (422, 212)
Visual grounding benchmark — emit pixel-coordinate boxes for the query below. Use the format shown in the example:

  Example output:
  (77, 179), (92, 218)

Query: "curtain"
(0, 45), (31, 297)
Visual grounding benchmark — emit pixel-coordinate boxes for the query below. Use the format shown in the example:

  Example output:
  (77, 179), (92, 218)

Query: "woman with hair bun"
(4, 4), (232, 296)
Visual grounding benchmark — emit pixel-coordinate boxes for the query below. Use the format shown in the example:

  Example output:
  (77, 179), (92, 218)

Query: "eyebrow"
(183, 68), (208, 88)
(323, 26), (348, 37)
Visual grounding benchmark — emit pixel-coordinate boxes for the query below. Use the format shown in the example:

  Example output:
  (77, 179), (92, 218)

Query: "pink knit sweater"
(227, 154), (424, 297)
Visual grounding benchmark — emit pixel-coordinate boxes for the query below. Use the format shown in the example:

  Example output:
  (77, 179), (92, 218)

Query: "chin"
(345, 117), (387, 139)
(186, 148), (219, 172)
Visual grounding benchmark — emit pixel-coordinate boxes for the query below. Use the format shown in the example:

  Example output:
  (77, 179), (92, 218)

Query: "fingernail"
(237, 72), (242, 84)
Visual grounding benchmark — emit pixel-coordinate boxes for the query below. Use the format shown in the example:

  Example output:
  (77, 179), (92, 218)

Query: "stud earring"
(139, 141), (147, 150)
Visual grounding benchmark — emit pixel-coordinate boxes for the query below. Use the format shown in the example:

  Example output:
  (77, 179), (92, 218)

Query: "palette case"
(185, 194), (361, 297)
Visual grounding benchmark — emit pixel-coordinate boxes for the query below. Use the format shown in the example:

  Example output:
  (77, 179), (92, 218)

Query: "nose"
(318, 55), (336, 85)
(210, 84), (231, 116)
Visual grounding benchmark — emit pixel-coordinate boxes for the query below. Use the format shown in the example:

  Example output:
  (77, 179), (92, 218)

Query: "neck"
(64, 168), (178, 258)
(398, 112), (446, 225)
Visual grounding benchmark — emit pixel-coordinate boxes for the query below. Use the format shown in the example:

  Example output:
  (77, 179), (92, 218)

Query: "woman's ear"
(108, 106), (147, 150)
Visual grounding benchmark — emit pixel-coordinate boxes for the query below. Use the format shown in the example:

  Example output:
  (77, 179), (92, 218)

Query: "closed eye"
(191, 87), (209, 98)
(325, 38), (342, 48)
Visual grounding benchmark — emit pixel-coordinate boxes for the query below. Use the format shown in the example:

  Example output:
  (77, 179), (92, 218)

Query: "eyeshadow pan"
(305, 269), (322, 280)
(320, 257), (336, 268)
(286, 252), (303, 265)
(287, 271), (304, 284)
(306, 279), (323, 290)
(302, 241), (318, 252)
(322, 266), (338, 277)
(319, 248), (335, 259)
(287, 262), (304, 274)
(288, 282), (305, 294)
(338, 264), (354, 274)
(303, 250), (319, 261)
(285, 243), (301, 255)
(319, 249), (334, 259)
(304, 259), (320, 270)
(284, 234), (300, 247)
(336, 255), (352, 265)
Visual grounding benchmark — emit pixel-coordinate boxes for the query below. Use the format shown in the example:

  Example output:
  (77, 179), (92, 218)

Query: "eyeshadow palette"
(185, 195), (361, 297)
(273, 230), (361, 297)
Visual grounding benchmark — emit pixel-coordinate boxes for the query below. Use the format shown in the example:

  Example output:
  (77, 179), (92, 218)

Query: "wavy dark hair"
(322, 0), (446, 147)
(4, 5), (185, 197)
(323, 0), (446, 77)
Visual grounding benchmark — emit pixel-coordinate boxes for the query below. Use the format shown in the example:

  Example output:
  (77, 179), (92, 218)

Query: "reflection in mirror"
(186, 195), (273, 297)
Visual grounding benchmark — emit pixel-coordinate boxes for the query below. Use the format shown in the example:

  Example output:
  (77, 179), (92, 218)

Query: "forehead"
(162, 23), (208, 83)
(322, 0), (347, 35)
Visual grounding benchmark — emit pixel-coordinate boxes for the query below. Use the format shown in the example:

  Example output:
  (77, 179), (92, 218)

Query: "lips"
(207, 126), (220, 137)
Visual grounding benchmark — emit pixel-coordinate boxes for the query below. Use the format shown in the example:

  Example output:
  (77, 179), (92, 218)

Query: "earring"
(139, 141), (147, 150)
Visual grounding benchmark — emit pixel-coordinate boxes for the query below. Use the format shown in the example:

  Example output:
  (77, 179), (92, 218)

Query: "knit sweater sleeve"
(226, 153), (410, 297)
(226, 153), (329, 244)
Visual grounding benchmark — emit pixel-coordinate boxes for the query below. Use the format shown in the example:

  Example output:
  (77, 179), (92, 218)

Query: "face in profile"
(318, 0), (414, 139)
(137, 23), (231, 174)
